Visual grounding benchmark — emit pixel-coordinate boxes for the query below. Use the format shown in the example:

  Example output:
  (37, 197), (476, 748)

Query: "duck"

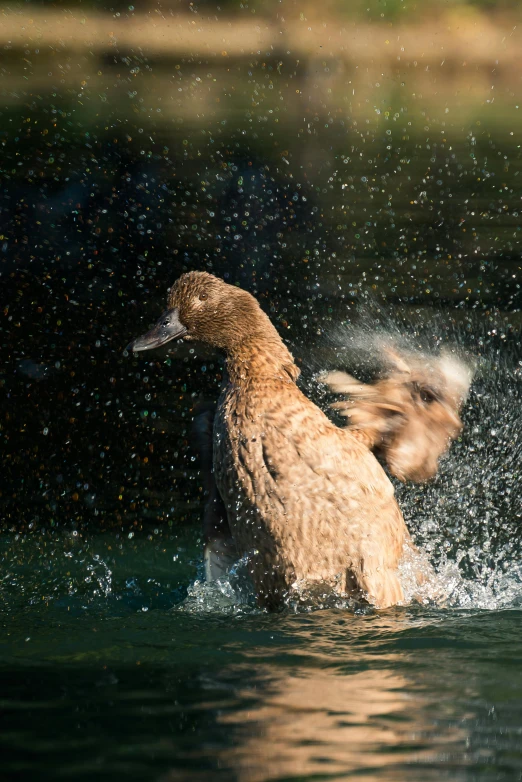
(129, 272), (434, 609)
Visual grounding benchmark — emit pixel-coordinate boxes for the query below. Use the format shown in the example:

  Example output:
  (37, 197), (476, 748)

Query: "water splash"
(177, 555), (258, 615)
(306, 303), (522, 611)
(83, 553), (113, 598)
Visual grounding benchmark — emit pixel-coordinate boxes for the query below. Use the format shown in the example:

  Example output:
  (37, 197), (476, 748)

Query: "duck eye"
(199, 292), (208, 301)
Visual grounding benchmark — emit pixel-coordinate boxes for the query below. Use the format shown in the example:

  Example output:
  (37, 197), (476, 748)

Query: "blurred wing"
(321, 350), (474, 483)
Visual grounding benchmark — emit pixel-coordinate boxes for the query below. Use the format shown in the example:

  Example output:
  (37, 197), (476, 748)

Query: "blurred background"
(1, 0), (521, 536)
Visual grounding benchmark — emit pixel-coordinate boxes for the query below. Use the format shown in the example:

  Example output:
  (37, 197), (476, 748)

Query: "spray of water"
(312, 303), (522, 610)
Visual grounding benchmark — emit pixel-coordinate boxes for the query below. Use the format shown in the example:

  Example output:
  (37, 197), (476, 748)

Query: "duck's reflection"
(220, 668), (410, 780)
(215, 632), (464, 780)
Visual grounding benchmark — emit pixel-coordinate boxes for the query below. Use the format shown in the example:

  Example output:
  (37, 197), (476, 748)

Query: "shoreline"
(1, 8), (521, 72)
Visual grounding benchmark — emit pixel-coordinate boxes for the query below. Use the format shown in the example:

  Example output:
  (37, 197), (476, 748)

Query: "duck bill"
(128, 308), (187, 352)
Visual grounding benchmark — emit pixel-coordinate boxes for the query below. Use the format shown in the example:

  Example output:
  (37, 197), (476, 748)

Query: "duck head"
(129, 271), (277, 355)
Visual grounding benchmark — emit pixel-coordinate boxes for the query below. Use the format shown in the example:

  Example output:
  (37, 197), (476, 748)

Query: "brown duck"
(130, 272), (444, 609)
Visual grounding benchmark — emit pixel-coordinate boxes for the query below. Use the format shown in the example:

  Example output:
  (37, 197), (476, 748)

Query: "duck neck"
(224, 315), (300, 386)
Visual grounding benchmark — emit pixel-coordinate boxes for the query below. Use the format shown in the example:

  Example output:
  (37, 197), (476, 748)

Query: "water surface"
(1, 545), (520, 781)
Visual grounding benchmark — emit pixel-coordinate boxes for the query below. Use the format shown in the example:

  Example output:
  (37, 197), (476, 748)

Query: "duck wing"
(288, 422), (407, 608)
(321, 347), (473, 482)
(225, 397), (409, 608)
(192, 403), (237, 580)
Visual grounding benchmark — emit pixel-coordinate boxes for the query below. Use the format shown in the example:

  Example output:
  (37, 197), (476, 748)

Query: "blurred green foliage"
(11, 0), (522, 21)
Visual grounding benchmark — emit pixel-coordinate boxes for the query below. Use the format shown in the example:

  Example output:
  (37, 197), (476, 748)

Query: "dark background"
(2, 0), (521, 536)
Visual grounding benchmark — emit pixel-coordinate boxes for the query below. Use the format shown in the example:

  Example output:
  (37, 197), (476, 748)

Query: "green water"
(0, 530), (520, 781)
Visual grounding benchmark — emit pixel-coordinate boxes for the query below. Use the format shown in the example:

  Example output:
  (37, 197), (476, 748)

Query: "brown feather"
(321, 347), (473, 483)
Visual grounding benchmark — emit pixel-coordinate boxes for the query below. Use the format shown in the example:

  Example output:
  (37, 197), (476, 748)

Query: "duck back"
(214, 360), (408, 609)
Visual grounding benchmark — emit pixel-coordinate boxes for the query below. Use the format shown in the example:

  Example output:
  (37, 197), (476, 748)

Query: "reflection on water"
(215, 610), (522, 782)
(220, 663), (444, 781)
(2, 271), (522, 780)
(2, 603), (521, 781)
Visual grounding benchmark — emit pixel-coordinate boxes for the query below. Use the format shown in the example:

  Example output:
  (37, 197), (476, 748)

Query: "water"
(2, 566), (522, 780)
(2, 5), (522, 778)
